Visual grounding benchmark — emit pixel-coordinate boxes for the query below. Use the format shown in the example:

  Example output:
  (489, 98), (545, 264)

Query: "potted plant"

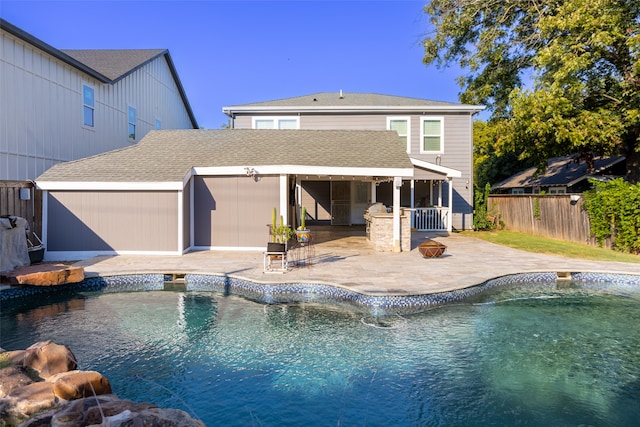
(295, 206), (310, 243)
(267, 208), (293, 252)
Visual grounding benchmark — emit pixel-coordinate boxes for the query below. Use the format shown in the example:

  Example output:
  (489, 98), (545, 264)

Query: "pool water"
(2, 281), (640, 426)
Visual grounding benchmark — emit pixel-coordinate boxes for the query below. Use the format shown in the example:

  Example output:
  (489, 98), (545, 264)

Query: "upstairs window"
(421, 117), (444, 153)
(253, 117), (299, 129)
(155, 119), (162, 130)
(83, 85), (94, 127)
(128, 107), (136, 140)
(387, 117), (410, 153)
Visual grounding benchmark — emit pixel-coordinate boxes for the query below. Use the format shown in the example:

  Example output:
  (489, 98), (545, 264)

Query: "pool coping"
(2, 270), (639, 316)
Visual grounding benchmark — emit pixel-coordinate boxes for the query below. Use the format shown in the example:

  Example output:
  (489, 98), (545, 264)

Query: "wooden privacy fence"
(488, 194), (598, 246)
(0, 180), (42, 236)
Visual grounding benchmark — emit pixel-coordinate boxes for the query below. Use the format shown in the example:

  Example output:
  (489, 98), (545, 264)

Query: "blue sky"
(1, 0), (465, 129)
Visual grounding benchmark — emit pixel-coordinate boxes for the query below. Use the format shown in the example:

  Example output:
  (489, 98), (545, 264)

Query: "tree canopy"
(424, 0), (640, 183)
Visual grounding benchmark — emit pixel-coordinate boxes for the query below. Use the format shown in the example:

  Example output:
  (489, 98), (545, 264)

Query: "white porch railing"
(411, 207), (449, 231)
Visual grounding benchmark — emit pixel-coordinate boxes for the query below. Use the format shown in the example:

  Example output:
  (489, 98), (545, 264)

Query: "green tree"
(473, 120), (532, 190)
(424, 0), (640, 182)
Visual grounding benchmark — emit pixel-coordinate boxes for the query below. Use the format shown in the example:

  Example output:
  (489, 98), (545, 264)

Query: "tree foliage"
(473, 120), (533, 189)
(424, 0), (640, 182)
(583, 179), (640, 253)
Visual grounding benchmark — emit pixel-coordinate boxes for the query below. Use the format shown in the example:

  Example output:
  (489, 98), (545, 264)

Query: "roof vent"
(313, 98), (317, 102)
(339, 89), (344, 99)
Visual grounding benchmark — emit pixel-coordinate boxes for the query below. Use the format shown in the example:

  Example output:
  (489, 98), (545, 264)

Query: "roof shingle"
(37, 129), (413, 183)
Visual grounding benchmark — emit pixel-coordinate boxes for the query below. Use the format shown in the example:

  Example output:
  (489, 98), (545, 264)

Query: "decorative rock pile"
(0, 341), (204, 426)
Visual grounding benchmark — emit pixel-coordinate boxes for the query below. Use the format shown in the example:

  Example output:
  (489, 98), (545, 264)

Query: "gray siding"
(231, 109), (475, 230)
(47, 191), (179, 251)
(194, 175), (280, 247)
(0, 29), (194, 180)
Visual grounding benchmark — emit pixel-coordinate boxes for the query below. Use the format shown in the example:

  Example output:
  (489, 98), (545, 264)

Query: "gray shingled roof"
(229, 92), (461, 108)
(61, 49), (167, 81)
(37, 129), (413, 183)
(492, 155), (626, 189)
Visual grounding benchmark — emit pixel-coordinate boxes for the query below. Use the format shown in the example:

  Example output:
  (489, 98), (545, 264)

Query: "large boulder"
(49, 370), (112, 400)
(22, 341), (77, 378)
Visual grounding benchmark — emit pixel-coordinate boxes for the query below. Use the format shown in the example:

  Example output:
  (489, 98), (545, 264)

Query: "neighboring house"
(36, 129), (413, 259)
(492, 154), (626, 195)
(0, 19), (198, 181)
(223, 92), (484, 231)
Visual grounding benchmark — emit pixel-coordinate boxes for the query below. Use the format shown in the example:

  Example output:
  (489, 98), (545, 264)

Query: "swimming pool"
(2, 278), (639, 426)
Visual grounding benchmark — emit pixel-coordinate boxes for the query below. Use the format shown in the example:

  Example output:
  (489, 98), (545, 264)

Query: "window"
(548, 187), (566, 194)
(128, 107), (136, 140)
(387, 117), (410, 153)
(252, 117), (299, 129)
(155, 119), (162, 130)
(511, 188), (525, 194)
(83, 85), (94, 127)
(420, 117), (443, 153)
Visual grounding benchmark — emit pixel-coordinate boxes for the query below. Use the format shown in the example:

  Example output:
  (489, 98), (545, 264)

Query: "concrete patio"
(71, 231), (640, 296)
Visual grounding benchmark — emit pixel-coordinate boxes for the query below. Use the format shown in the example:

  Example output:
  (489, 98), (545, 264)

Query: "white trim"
(37, 165), (415, 190)
(410, 158), (461, 178)
(279, 174), (288, 224)
(43, 250), (183, 262)
(393, 176), (402, 252)
(224, 105), (486, 115)
(194, 165), (414, 178)
(189, 178), (195, 248)
(42, 190), (48, 251)
(387, 116), (411, 153)
(177, 188), (184, 253)
(36, 181), (184, 191)
(420, 116), (444, 154)
(191, 246), (265, 252)
(251, 116), (300, 129)
(447, 177), (453, 232)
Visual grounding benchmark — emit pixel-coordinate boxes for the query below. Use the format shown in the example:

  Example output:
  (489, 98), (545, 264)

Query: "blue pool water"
(2, 280), (640, 426)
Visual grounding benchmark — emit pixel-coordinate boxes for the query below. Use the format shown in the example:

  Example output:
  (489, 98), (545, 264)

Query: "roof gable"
(1, 19), (198, 128)
(61, 49), (167, 82)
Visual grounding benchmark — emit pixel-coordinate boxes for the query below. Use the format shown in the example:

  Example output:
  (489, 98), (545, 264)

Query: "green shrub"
(583, 179), (640, 254)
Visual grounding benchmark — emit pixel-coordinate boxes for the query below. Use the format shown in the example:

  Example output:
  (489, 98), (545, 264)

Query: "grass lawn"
(460, 229), (640, 264)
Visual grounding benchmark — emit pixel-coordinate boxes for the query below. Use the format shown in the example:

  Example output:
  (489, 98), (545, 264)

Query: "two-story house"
(34, 92), (481, 259)
(0, 19), (198, 181)
(223, 92), (484, 231)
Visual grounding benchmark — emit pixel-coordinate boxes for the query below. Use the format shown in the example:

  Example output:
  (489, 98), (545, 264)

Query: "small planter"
(295, 229), (310, 243)
(418, 240), (447, 258)
(267, 242), (286, 253)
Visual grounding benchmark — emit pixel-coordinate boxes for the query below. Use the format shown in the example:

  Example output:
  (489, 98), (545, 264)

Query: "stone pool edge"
(2, 271), (640, 315)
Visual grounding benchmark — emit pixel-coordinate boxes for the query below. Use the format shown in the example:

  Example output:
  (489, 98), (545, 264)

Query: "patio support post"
(410, 179), (415, 228)
(280, 174), (288, 225)
(447, 177), (453, 232)
(370, 181), (376, 203)
(393, 176), (402, 252)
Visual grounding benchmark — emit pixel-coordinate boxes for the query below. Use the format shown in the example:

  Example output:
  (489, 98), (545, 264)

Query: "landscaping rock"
(22, 340), (77, 378)
(5, 263), (85, 286)
(49, 370), (112, 400)
(0, 382), (59, 425)
(0, 365), (35, 397)
(0, 343), (204, 426)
